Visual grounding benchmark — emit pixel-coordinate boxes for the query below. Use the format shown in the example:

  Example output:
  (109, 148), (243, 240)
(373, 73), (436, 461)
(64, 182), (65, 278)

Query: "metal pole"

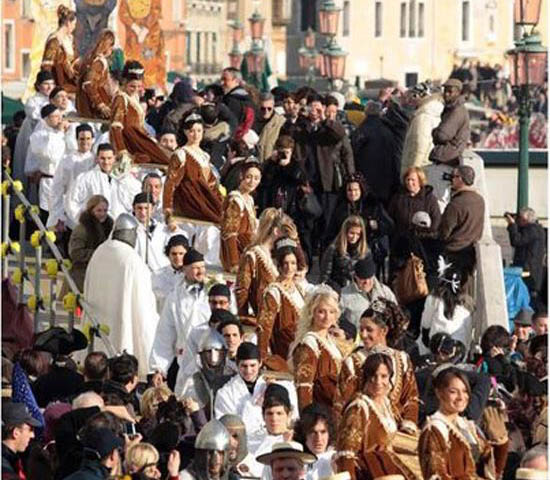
(34, 244), (42, 332)
(17, 217), (26, 304)
(2, 193), (9, 280)
(517, 84), (531, 212)
(49, 274), (57, 328)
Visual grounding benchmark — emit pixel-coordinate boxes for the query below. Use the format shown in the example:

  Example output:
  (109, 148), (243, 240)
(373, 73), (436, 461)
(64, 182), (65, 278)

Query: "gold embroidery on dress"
(127, 0), (152, 19)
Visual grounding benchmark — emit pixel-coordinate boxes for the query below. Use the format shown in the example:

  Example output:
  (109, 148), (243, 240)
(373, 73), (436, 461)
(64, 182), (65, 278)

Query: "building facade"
(287, 0), (548, 88)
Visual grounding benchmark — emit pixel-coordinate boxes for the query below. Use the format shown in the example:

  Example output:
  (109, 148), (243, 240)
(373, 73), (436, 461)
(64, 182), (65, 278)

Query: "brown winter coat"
(439, 187), (485, 252)
(388, 185), (441, 235)
(68, 212), (114, 291)
(430, 96), (470, 164)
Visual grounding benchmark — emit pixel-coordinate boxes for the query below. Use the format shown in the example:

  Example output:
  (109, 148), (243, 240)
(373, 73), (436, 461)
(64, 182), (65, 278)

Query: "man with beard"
(220, 414), (263, 478)
(180, 419), (232, 480)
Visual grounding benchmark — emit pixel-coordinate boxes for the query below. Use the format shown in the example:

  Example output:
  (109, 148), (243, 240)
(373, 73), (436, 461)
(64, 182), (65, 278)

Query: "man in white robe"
(132, 192), (181, 272)
(214, 343), (299, 455)
(83, 213), (159, 378)
(47, 123), (96, 231)
(66, 143), (141, 225)
(49, 86), (79, 153)
(27, 104), (67, 222)
(151, 234), (189, 312)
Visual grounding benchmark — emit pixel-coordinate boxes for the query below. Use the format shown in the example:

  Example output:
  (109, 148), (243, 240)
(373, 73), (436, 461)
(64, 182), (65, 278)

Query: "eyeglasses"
(260, 106), (273, 112)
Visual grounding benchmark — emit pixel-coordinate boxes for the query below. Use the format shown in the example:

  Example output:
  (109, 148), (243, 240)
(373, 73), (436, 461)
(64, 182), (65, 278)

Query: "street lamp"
(298, 28), (320, 86)
(319, 0), (341, 37)
(248, 10), (265, 40)
(322, 40), (347, 81)
(228, 21), (244, 69)
(507, 0), (546, 211)
(318, 0), (347, 89)
(244, 42), (266, 89)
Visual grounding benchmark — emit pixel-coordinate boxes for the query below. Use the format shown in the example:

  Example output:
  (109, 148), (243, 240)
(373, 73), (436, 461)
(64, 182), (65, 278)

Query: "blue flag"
(11, 362), (44, 434)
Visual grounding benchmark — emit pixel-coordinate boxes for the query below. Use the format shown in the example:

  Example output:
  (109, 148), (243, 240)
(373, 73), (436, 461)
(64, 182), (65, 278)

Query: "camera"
(504, 212), (516, 218)
(442, 172), (453, 182)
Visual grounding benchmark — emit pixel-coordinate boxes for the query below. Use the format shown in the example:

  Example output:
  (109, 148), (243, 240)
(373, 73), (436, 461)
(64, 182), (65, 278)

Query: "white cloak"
(83, 239), (159, 378)
(151, 265), (183, 313)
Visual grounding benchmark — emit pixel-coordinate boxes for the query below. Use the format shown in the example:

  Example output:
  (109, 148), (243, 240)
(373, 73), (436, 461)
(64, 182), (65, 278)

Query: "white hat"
(411, 210), (431, 228)
(320, 473), (351, 480)
(516, 468), (549, 480)
(256, 441), (317, 465)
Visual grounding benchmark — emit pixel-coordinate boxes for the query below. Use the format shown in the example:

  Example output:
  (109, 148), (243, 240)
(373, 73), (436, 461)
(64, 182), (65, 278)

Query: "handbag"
(392, 253), (429, 304)
(299, 192), (323, 219)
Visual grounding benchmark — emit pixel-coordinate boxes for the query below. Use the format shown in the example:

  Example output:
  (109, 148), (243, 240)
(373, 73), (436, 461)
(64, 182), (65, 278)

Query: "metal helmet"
(199, 329), (227, 353)
(219, 414), (248, 466)
(112, 213), (139, 248)
(195, 419), (231, 451)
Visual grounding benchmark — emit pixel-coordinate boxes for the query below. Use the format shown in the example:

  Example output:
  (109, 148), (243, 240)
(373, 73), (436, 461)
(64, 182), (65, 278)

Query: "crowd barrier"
(1, 168), (115, 356)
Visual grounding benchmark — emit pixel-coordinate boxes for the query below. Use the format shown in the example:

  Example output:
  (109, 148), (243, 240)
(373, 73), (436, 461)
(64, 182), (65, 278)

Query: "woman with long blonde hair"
(290, 286), (344, 416)
(320, 215), (369, 293)
(235, 208), (284, 325)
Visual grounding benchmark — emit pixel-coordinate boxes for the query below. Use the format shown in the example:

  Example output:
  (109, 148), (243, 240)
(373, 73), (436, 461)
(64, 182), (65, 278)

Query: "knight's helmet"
(198, 329), (227, 372)
(194, 419), (231, 480)
(219, 414), (248, 466)
(112, 213), (139, 248)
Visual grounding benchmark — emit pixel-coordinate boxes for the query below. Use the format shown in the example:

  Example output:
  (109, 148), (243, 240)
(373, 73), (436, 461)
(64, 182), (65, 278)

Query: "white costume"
(28, 123), (66, 211)
(83, 239), (159, 378)
(179, 221), (221, 268)
(151, 265), (183, 313)
(214, 375), (299, 454)
(306, 449), (334, 480)
(135, 220), (179, 272)
(47, 149), (95, 229)
(149, 279), (211, 395)
(418, 294), (473, 355)
(66, 165), (141, 226)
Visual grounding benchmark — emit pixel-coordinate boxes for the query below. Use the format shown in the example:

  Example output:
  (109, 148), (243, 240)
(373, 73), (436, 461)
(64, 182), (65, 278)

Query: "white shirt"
(135, 221), (181, 273)
(149, 278), (211, 394)
(47, 149), (95, 228)
(66, 165), (141, 225)
(28, 123), (67, 210)
(151, 265), (183, 313)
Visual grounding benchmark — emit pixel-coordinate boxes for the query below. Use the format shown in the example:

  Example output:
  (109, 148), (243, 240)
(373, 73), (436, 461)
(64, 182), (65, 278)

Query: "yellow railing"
(1, 168), (115, 355)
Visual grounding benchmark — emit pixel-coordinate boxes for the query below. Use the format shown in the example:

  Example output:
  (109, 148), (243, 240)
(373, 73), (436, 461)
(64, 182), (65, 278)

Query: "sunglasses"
(260, 106), (273, 111)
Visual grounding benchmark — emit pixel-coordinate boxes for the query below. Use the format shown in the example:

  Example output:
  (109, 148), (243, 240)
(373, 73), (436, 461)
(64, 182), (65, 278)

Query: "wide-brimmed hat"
(514, 308), (533, 326)
(33, 327), (88, 356)
(320, 473), (351, 480)
(515, 468), (548, 480)
(443, 78), (463, 90)
(256, 441), (317, 465)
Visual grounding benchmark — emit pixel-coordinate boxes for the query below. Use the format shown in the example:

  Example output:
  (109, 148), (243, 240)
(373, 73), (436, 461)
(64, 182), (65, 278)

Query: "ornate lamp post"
(507, 0), (547, 211)
(228, 21), (244, 69)
(241, 7), (268, 90)
(298, 28), (320, 86)
(318, 0), (348, 89)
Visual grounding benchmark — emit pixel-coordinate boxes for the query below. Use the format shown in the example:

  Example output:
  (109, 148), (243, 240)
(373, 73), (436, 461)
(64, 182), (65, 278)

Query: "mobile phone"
(125, 422), (137, 436)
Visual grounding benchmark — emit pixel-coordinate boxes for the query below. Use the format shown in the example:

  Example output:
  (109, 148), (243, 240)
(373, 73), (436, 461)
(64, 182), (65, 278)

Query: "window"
(400, 3), (407, 37)
(212, 32), (217, 65)
(300, 0), (317, 31)
(22, 0), (32, 18)
(405, 72), (418, 87)
(22, 51), (31, 78)
(462, 1), (470, 42)
(375, 1), (382, 37)
(418, 3), (424, 37)
(408, 0), (416, 37)
(196, 32), (201, 64)
(343, 1), (350, 36)
(173, 0), (182, 21)
(3, 22), (15, 72)
(185, 31), (192, 65)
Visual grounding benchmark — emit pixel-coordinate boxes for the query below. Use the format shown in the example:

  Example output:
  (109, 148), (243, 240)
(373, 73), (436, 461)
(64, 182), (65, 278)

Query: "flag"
(11, 362), (45, 434)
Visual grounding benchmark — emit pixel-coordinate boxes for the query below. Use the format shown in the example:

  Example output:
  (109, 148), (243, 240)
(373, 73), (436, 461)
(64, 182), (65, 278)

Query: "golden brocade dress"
(163, 146), (223, 224)
(235, 244), (278, 326)
(335, 345), (419, 431)
(110, 91), (170, 165)
(336, 394), (420, 480)
(41, 33), (78, 93)
(220, 190), (258, 273)
(419, 410), (497, 480)
(292, 331), (343, 416)
(257, 281), (306, 371)
(76, 54), (114, 119)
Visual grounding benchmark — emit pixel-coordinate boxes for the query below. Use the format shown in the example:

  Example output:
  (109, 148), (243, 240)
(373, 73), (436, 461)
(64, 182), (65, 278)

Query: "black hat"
(81, 427), (123, 458)
(354, 257), (375, 279)
(210, 309), (236, 326)
(36, 70), (54, 85)
(41, 104), (58, 119)
(2, 401), (42, 428)
(49, 86), (65, 100)
(264, 383), (291, 409)
(209, 283), (230, 298)
(514, 308), (533, 326)
(33, 327), (88, 356)
(236, 342), (260, 362)
(133, 192), (154, 205)
(183, 248), (204, 266)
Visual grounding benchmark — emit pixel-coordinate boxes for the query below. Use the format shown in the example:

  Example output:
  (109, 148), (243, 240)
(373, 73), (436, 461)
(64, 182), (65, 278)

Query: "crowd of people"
(1, 9), (548, 480)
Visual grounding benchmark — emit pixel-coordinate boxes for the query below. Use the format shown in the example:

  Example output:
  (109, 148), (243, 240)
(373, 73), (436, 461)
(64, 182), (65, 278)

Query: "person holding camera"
(505, 207), (546, 301)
